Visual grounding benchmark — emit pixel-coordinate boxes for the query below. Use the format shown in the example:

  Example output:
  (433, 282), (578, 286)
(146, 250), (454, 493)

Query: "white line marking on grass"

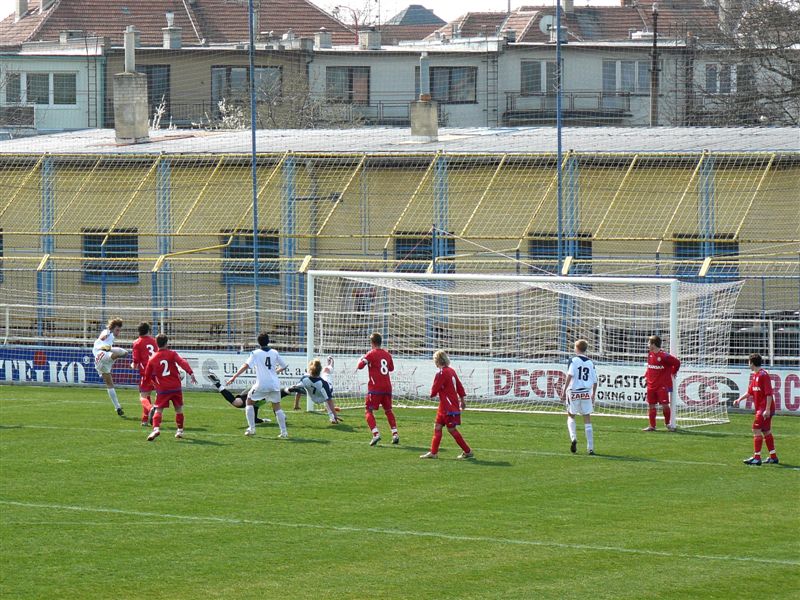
(3, 424), (800, 470)
(2, 500), (798, 567)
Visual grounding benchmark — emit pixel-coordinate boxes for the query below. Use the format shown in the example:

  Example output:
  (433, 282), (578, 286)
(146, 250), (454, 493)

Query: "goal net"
(306, 271), (744, 427)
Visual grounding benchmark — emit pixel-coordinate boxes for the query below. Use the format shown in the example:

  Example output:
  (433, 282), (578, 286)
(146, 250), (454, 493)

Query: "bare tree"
(692, 0), (800, 125)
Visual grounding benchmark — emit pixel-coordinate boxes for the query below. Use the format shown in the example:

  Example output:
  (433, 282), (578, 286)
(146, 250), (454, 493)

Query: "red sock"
(753, 435), (763, 456)
(764, 433), (776, 455)
(449, 428), (471, 453)
(385, 410), (397, 430)
(648, 406), (657, 428)
(140, 397), (152, 421)
(663, 405), (672, 427)
(365, 411), (377, 432)
(176, 413), (185, 429)
(431, 429), (443, 453)
(153, 412), (163, 429)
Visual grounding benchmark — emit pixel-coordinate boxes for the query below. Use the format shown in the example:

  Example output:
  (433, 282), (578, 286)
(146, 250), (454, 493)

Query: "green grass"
(1, 385), (798, 599)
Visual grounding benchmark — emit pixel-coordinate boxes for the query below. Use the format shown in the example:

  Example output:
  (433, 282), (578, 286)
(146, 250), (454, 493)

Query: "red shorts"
(366, 393), (392, 412)
(646, 387), (670, 405)
(752, 412), (774, 432)
(155, 391), (184, 409)
(435, 411), (461, 428)
(138, 376), (155, 394)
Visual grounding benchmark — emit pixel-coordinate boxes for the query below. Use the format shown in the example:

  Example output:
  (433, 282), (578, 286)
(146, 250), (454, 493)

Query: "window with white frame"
(1, 72), (77, 106)
(602, 59), (651, 93)
(520, 60), (558, 95)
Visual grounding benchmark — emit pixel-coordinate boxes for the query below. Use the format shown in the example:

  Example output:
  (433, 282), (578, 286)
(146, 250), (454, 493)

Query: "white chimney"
(39, 0), (55, 14)
(563, 0), (574, 14)
(358, 28), (381, 50)
(15, 0), (27, 22)
(163, 11), (182, 49)
(124, 25), (137, 72)
(315, 27), (332, 49)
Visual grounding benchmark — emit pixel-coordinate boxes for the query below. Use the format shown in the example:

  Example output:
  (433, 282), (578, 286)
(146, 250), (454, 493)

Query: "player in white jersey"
(288, 358), (341, 424)
(226, 333), (289, 437)
(560, 339), (598, 455)
(92, 317), (129, 416)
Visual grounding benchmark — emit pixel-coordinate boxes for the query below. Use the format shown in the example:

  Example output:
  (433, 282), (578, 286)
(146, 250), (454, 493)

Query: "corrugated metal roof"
(1, 127), (797, 154)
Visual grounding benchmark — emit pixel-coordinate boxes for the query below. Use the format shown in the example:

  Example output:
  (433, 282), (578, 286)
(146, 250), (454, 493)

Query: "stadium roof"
(1, 127), (798, 154)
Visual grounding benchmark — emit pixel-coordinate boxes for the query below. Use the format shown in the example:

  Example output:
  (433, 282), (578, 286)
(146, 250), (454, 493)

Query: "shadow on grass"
(462, 458), (513, 467)
(179, 437), (228, 446)
(276, 437), (331, 446)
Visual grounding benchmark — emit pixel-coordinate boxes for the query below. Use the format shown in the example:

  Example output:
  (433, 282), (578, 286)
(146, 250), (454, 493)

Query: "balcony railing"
(504, 90), (634, 125)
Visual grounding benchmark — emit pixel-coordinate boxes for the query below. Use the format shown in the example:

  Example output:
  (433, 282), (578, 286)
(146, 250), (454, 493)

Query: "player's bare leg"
(101, 372), (124, 417)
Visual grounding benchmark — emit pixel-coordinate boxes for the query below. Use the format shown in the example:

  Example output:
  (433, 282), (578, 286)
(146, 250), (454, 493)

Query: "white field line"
(1, 500), (797, 567)
(2, 423), (799, 470)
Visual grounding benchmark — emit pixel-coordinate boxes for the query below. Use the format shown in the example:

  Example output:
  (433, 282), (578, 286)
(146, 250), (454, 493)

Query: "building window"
(2, 72), (77, 106)
(4, 73), (21, 103)
(136, 65), (171, 116)
(603, 59), (651, 93)
(705, 63), (733, 94)
(528, 234), (592, 274)
(82, 228), (139, 284)
(27, 73), (50, 105)
(394, 232), (455, 273)
(53, 73), (77, 105)
(211, 66), (282, 112)
(221, 230), (280, 285)
(674, 234), (739, 280)
(326, 66), (370, 105)
(520, 61), (558, 95)
(415, 66), (477, 104)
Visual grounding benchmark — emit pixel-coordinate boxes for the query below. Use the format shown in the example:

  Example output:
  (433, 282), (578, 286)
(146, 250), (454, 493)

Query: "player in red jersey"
(356, 332), (398, 446)
(144, 333), (196, 441)
(130, 322), (158, 427)
(420, 350), (473, 460)
(643, 334), (680, 432)
(739, 353), (778, 466)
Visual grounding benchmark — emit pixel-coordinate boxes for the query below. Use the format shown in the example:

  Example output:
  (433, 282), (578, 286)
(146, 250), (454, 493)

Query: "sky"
(0, 1), (608, 29)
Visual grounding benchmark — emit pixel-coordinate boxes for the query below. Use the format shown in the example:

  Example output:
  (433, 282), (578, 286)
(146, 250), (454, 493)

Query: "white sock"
(372, 427), (380, 436)
(107, 388), (121, 409)
(324, 403), (334, 417)
(245, 404), (256, 430)
(567, 416), (577, 442)
(275, 409), (287, 434)
(585, 423), (594, 451)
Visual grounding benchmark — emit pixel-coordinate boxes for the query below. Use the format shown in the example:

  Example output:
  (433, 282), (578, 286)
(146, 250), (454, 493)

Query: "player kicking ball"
(207, 371), (272, 425)
(92, 317), (129, 417)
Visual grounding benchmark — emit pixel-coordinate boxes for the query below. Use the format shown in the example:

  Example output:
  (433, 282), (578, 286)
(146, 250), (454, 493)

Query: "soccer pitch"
(1, 386), (798, 600)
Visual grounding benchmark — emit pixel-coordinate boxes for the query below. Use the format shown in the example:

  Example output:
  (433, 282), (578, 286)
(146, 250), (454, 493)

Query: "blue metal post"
(282, 156), (297, 321)
(700, 152), (716, 267)
(248, 0), (260, 333)
(38, 157), (55, 335)
(155, 158), (172, 333)
(556, 2), (564, 272)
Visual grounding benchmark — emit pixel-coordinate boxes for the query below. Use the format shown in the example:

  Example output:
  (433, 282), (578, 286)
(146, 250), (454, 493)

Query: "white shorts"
(93, 347), (124, 374)
(567, 390), (593, 416)
(249, 387), (281, 404)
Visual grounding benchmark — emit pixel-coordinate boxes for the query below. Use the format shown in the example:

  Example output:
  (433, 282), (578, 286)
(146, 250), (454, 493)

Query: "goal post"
(305, 270), (743, 427)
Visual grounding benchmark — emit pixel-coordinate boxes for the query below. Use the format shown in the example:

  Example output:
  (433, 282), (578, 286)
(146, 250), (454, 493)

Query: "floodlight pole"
(556, 1), (564, 271)
(650, 3), (659, 126)
(248, 0), (260, 331)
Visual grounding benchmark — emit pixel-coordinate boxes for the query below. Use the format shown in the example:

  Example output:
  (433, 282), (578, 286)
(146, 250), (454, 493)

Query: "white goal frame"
(306, 270), (687, 426)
